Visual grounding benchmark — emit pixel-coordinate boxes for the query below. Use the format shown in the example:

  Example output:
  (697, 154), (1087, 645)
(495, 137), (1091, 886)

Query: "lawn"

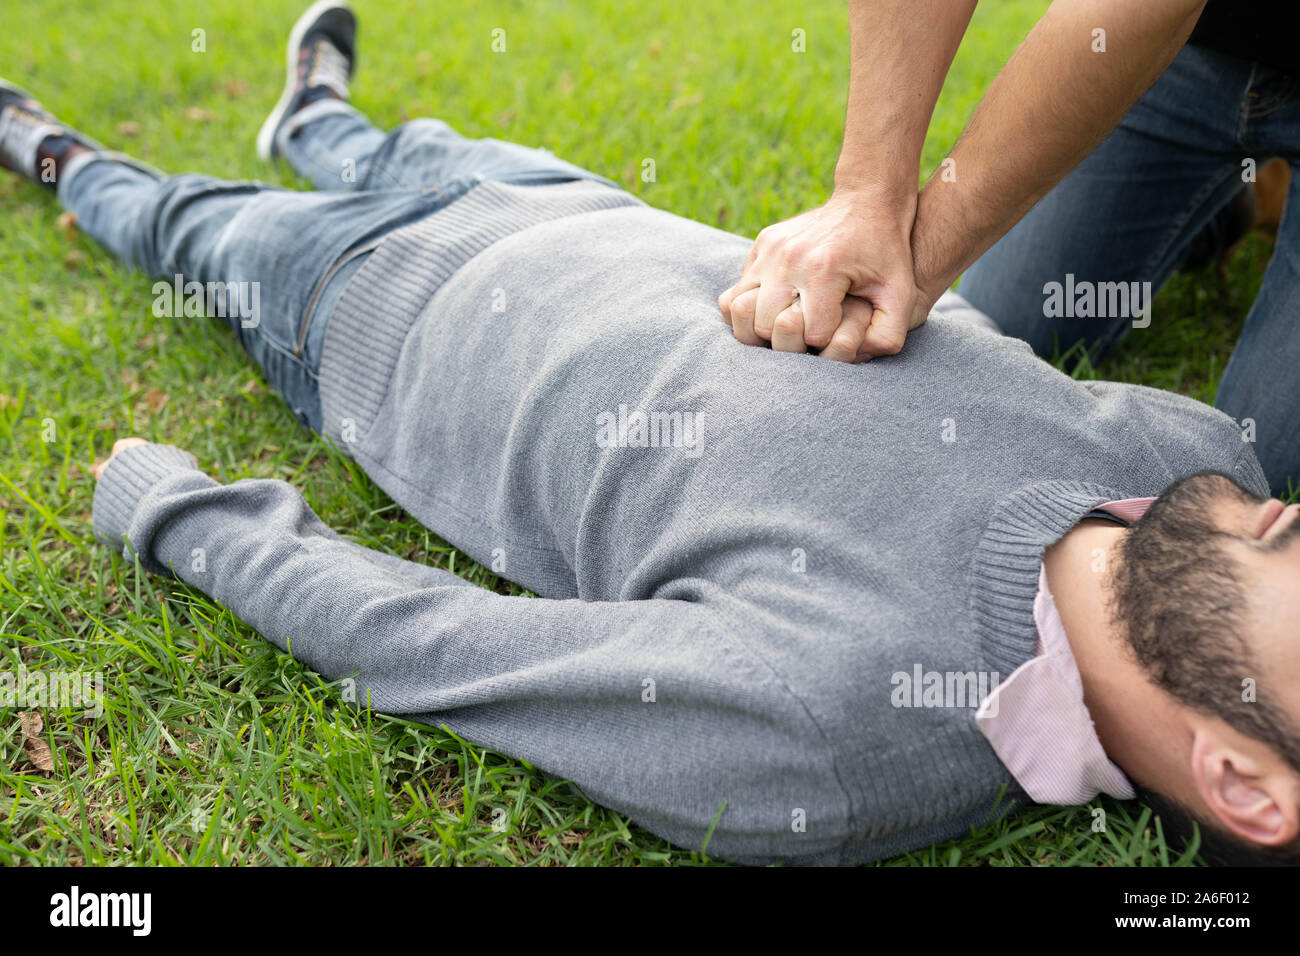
(0, 0), (1276, 865)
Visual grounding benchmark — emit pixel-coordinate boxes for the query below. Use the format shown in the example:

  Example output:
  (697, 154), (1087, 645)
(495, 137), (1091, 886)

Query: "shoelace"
(0, 104), (62, 178)
(306, 41), (350, 97)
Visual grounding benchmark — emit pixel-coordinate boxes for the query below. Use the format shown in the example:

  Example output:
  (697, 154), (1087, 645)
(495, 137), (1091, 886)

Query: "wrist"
(910, 181), (972, 302)
(830, 169), (916, 217)
(826, 183), (918, 242)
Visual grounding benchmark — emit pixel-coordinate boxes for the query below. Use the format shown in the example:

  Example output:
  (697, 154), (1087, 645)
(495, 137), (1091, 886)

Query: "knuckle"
(874, 330), (906, 355)
(803, 322), (835, 349)
(801, 245), (836, 276)
(773, 312), (803, 337)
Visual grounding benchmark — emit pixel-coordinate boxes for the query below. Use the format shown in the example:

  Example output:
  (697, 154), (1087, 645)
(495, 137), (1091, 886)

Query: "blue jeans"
(959, 45), (1300, 496)
(58, 103), (615, 430)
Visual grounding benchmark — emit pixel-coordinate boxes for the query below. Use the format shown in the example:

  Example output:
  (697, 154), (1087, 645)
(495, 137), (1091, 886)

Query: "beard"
(1111, 469), (1300, 769)
(1111, 471), (1254, 694)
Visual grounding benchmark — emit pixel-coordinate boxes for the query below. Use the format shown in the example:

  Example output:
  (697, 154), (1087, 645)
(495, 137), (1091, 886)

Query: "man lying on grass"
(3, 1), (1299, 866)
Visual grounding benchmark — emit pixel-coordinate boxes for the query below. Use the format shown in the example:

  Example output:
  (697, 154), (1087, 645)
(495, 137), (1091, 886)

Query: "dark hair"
(1110, 471), (1300, 864)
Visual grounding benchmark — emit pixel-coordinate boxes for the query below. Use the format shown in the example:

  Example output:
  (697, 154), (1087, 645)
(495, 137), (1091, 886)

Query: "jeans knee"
(142, 176), (269, 275)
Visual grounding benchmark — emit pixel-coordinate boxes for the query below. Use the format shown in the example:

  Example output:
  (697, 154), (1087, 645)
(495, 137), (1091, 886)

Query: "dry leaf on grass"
(19, 711), (55, 772)
(56, 211), (78, 235)
(143, 387), (169, 412)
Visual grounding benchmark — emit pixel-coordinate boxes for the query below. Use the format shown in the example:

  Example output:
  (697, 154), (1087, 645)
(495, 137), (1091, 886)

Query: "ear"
(1190, 729), (1300, 847)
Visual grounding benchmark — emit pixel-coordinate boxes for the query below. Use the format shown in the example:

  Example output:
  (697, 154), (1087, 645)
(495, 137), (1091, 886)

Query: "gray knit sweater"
(93, 179), (1268, 864)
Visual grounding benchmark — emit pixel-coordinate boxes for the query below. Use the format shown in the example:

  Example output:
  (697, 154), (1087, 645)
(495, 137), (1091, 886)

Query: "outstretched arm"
(90, 440), (847, 862)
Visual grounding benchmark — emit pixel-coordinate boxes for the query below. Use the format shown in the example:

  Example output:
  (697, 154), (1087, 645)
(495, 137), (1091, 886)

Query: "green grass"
(0, 0), (1275, 866)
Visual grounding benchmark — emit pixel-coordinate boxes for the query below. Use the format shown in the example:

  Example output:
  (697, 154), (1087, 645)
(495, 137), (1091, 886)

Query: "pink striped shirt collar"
(975, 497), (1155, 804)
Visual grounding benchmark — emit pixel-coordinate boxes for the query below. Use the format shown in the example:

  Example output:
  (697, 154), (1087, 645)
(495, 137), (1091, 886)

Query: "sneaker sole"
(256, 0), (355, 161)
(0, 78), (36, 100)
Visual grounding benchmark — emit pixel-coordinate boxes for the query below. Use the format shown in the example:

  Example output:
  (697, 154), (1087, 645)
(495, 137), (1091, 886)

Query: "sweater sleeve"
(89, 442), (851, 863)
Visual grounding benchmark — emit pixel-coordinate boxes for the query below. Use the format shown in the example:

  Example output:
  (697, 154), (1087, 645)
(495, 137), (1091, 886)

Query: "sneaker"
(0, 80), (98, 186)
(256, 0), (357, 161)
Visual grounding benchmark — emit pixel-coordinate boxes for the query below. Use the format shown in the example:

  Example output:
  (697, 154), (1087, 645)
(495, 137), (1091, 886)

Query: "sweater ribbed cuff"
(92, 443), (200, 554)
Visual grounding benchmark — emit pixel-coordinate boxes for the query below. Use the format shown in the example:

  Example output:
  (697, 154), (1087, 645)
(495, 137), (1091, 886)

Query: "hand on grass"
(90, 437), (193, 481)
(92, 438), (150, 481)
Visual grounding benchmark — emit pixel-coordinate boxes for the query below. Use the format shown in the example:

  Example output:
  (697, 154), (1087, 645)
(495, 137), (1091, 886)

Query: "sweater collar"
(968, 480), (1128, 677)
